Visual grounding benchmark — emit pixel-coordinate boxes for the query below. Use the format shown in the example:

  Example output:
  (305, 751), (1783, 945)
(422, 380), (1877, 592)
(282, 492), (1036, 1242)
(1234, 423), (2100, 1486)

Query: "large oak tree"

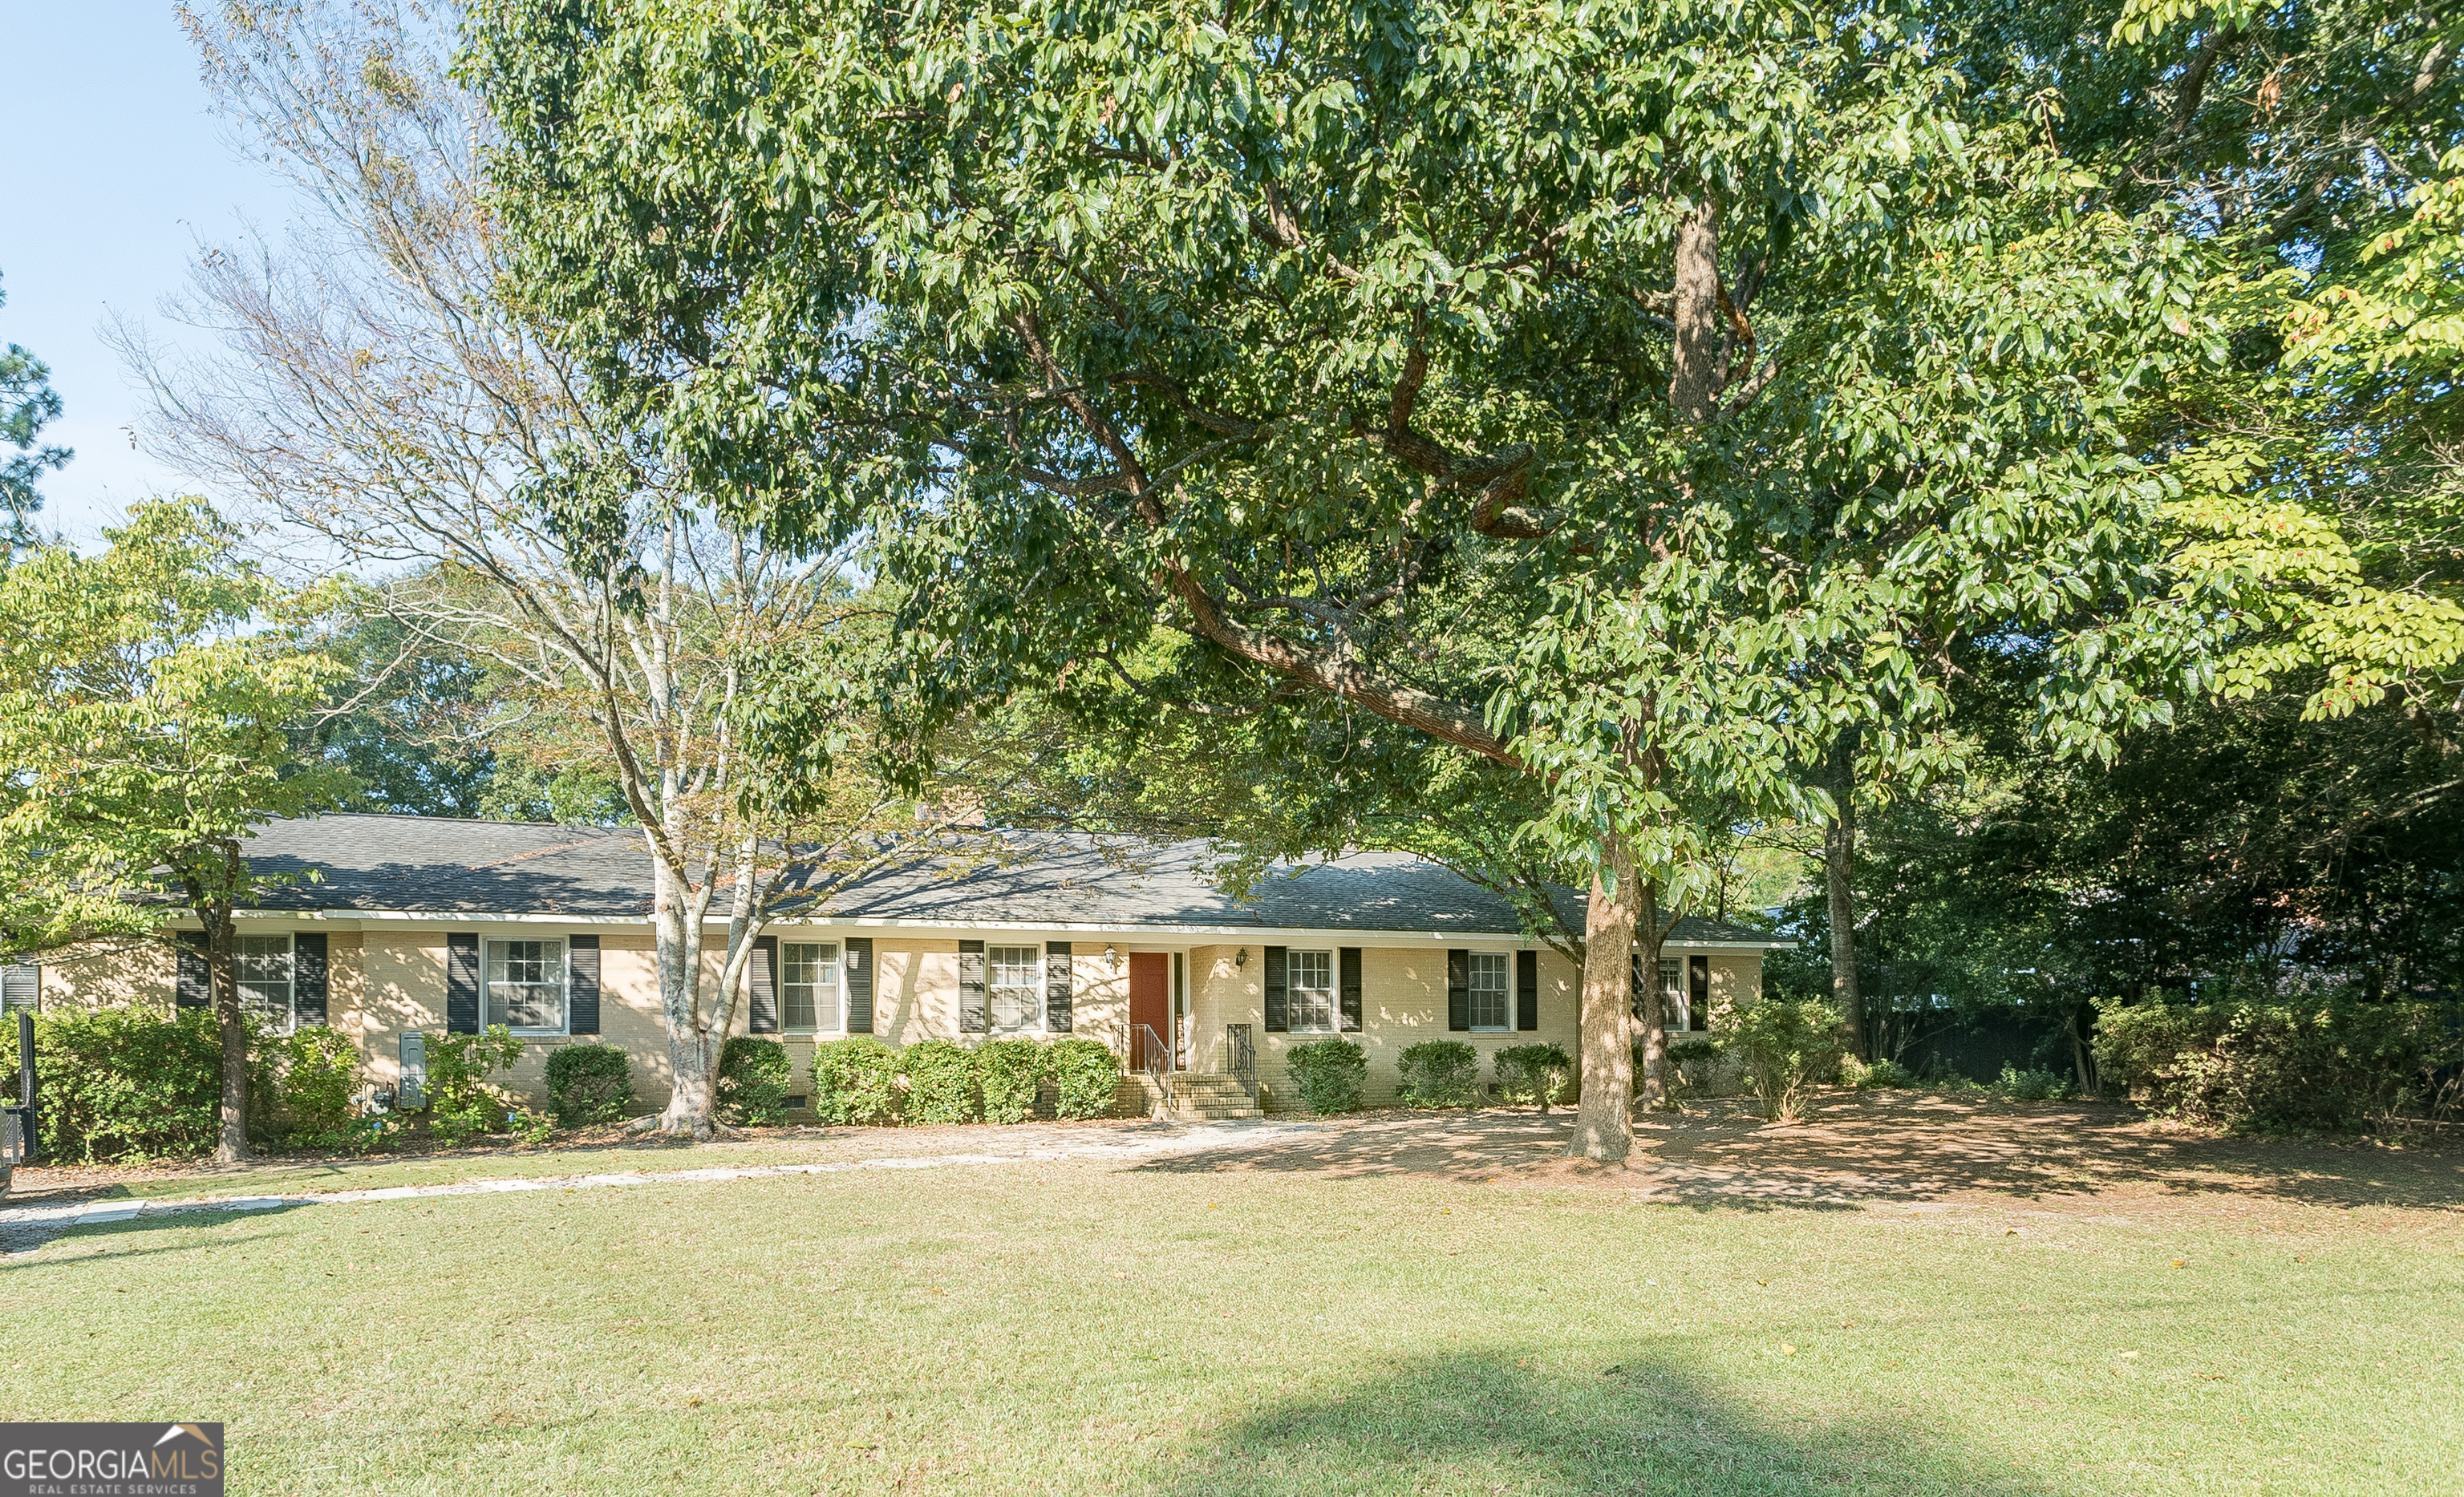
(469, 0), (2212, 1157)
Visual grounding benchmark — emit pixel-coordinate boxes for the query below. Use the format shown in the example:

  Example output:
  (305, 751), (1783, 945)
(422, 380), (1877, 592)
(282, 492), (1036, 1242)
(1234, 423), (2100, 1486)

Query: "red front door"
(1129, 953), (1169, 1071)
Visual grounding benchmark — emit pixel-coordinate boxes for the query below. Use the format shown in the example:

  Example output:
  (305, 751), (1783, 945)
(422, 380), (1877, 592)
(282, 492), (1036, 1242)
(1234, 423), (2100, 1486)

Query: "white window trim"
(986, 942), (1045, 1037)
(485, 937), (571, 1038)
(1467, 949), (1514, 1034)
(236, 933), (297, 1035)
(1661, 955), (1692, 1032)
(780, 940), (846, 1036)
(1285, 948), (1339, 1034)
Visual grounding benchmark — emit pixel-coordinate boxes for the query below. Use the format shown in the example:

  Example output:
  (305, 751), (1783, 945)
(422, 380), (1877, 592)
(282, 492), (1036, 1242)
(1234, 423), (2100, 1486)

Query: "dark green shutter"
(748, 936), (780, 1034)
(175, 931), (209, 1009)
(294, 932), (329, 1026)
(1516, 949), (1539, 1031)
(446, 933), (480, 1034)
(1262, 946), (1288, 1032)
(1046, 941), (1073, 1033)
(1688, 955), (1711, 1031)
(1628, 951), (1647, 1021)
(568, 936), (601, 1034)
(958, 940), (987, 1033)
(845, 937), (874, 1033)
(1338, 948), (1362, 1033)
(1447, 949), (1471, 1031)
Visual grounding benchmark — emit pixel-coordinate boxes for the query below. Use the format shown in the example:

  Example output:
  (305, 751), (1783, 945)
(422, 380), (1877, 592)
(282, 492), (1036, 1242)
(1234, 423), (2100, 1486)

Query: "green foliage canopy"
(465, 0), (2211, 902)
(0, 498), (349, 956)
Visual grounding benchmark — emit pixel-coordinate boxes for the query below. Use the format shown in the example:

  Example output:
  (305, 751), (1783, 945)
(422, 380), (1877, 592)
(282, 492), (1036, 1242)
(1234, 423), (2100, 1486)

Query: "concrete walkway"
(0, 1118), (1330, 1252)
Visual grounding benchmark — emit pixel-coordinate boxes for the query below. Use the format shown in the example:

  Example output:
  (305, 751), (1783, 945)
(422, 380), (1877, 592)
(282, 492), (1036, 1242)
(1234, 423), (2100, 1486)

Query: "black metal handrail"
(1225, 1022), (1256, 1098)
(1133, 1022), (1170, 1116)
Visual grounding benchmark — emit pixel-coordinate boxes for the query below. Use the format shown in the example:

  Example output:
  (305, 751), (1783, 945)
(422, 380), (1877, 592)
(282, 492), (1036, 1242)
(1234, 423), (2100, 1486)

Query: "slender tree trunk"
(207, 899), (249, 1164)
(1568, 830), (1639, 1161)
(1635, 878), (1668, 1109)
(654, 855), (718, 1139)
(1822, 725), (1864, 1056)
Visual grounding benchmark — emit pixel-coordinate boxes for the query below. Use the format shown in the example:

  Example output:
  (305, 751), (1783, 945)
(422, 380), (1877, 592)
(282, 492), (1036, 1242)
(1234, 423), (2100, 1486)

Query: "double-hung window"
(487, 938), (566, 1034)
(783, 942), (841, 1032)
(1467, 952), (1511, 1032)
(988, 945), (1042, 1034)
(237, 934), (294, 1032)
(1287, 949), (1337, 1033)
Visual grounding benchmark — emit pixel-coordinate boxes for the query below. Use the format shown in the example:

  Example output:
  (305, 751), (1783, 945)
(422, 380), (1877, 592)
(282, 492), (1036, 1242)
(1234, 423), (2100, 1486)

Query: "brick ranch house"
(11, 814), (1784, 1118)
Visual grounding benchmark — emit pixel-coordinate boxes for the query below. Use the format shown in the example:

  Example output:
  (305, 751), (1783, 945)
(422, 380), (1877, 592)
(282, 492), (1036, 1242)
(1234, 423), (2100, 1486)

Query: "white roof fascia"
(200, 908), (1792, 949)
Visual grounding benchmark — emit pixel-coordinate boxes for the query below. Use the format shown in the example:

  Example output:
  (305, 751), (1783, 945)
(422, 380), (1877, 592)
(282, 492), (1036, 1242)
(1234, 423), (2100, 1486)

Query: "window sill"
(509, 1028), (568, 1040)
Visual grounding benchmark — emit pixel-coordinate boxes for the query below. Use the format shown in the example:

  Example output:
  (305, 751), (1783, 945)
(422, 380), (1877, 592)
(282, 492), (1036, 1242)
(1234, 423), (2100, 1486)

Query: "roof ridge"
(292, 811), (631, 833)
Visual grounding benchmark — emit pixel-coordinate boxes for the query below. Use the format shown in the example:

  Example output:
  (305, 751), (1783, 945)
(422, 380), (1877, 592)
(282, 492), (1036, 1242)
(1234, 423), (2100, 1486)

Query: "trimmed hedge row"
(788, 1035), (1128, 1127)
(1287, 1038), (1578, 1115)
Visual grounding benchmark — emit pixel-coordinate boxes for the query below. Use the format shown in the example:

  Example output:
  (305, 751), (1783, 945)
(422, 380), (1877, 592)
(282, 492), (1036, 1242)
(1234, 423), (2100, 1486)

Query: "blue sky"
(1, 3), (299, 546)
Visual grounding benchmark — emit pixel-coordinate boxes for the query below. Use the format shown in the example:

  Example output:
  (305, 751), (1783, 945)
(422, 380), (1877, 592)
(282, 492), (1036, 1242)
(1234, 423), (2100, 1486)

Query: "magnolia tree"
(132, 1), (1018, 1139)
(469, 0), (2216, 1158)
(0, 499), (349, 1161)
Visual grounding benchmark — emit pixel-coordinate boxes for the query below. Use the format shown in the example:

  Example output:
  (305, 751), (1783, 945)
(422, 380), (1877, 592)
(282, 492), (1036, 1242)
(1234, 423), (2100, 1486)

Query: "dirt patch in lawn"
(10, 1096), (2458, 1228)
(1138, 1094), (2464, 1220)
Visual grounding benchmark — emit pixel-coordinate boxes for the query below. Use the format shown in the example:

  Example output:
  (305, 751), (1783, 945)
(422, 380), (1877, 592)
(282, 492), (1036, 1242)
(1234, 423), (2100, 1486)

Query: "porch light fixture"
(1234, 947), (1248, 969)
(1104, 945), (1119, 971)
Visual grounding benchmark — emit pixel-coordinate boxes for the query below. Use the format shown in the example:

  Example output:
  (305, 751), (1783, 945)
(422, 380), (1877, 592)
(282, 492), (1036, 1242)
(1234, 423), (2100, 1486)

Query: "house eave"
(179, 908), (1793, 951)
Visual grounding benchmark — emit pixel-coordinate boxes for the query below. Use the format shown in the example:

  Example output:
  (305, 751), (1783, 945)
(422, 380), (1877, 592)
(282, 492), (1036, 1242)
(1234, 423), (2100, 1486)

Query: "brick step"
(1167, 1103), (1262, 1120)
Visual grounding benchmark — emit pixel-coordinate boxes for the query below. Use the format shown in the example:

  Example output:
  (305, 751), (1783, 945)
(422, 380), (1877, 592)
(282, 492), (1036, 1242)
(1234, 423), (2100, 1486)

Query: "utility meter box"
(398, 1031), (428, 1111)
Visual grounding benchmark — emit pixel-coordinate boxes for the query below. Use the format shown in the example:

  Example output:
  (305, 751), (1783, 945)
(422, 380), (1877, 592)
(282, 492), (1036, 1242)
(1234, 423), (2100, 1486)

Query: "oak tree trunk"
(1568, 830), (1639, 1161)
(207, 903), (249, 1164)
(1822, 725), (1864, 1056)
(1635, 879), (1668, 1109)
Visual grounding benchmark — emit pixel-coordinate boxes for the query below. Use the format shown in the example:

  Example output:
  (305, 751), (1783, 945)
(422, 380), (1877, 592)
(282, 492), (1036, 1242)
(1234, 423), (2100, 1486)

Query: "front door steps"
(1128, 1071), (1262, 1121)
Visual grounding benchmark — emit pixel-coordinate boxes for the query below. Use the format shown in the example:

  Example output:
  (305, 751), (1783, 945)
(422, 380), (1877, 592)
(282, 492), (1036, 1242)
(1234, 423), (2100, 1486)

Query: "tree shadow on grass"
(1130, 1098), (2464, 1213)
(1138, 1348), (2051, 1497)
(0, 1201), (312, 1260)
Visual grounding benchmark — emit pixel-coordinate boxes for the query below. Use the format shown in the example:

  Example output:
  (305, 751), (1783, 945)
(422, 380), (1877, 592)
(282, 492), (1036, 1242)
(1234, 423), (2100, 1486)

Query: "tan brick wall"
(1182, 941), (1767, 1111)
(29, 921), (1769, 1115)
(30, 939), (179, 1012)
(343, 928), (670, 1109)
(774, 936), (1134, 1099)
(1181, 941), (1586, 1109)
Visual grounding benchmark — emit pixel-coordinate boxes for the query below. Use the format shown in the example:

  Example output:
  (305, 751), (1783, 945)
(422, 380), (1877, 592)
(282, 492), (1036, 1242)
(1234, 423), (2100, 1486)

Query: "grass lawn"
(8, 1107), (2461, 1495)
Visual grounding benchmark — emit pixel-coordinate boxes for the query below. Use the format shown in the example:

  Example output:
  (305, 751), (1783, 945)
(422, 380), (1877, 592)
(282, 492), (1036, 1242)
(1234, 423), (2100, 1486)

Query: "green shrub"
(1994, 1063), (2072, 1103)
(1396, 1040), (1481, 1108)
(544, 1043), (635, 1127)
(1, 1008), (390, 1161)
(716, 1036), (792, 1127)
(1285, 1038), (1367, 1115)
(1840, 1054), (1916, 1090)
(1662, 1034), (1728, 1099)
(6, 1007), (224, 1162)
(1719, 999), (1846, 1122)
(262, 1026), (361, 1146)
(2094, 997), (2464, 1133)
(1046, 1038), (1123, 1119)
(1492, 1042), (1574, 1112)
(977, 1038), (1045, 1125)
(810, 1036), (902, 1124)
(424, 1026), (525, 1143)
(902, 1039), (979, 1124)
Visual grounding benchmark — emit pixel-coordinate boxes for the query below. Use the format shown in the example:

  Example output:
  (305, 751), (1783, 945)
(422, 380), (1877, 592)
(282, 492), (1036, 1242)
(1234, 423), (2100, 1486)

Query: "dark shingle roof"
(237, 814), (1785, 944)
